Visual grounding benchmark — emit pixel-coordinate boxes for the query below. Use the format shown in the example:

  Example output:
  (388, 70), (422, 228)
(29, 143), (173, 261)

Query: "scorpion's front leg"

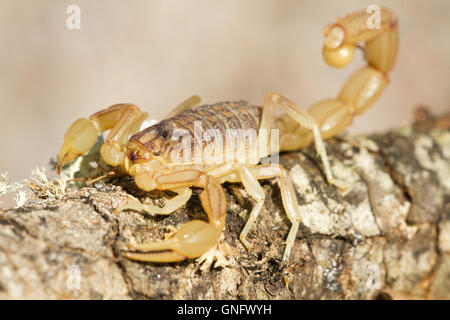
(123, 172), (226, 262)
(114, 187), (192, 216)
(56, 103), (148, 173)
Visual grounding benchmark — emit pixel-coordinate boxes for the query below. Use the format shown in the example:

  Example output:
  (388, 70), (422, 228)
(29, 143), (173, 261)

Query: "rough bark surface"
(0, 111), (449, 300)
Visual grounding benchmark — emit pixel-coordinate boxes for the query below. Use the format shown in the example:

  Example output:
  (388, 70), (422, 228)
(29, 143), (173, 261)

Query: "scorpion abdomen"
(171, 101), (262, 135)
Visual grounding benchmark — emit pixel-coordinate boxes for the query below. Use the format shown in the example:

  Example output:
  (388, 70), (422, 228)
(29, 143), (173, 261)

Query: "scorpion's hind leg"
(56, 104), (147, 173)
(123, 174), (226, 262)
(219, 163), (302, 263)
(263, 92), (346, 190)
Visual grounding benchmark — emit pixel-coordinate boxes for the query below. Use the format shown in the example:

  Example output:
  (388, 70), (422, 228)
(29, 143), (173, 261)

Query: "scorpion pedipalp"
(123, 220), (221, 262)
(57, 118), (98, 174)
(57, 103), (148, 173)
(118, 172), (227, 263)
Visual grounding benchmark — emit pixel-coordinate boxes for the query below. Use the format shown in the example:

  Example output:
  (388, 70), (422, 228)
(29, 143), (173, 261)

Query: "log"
(0, 110), (449, 300)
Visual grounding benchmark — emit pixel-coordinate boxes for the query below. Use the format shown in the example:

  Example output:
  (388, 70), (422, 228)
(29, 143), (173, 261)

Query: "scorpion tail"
(277, 7), (398, 152)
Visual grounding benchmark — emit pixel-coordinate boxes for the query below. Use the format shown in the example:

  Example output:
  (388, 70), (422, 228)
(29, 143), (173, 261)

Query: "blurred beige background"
(1, 0), (449, 207)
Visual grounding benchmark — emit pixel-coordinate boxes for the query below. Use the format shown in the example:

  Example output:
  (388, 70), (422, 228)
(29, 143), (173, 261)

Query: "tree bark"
(0, 110), (449, 300)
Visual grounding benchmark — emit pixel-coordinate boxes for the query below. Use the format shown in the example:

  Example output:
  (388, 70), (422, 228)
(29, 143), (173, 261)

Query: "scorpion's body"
(168, 101), (262, 136)
(131, 101), (264, 167)
(56, 7), (399, 264)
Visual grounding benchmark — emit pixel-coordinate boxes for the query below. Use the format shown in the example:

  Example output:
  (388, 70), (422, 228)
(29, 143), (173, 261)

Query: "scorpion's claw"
(56, 118), (98, 174)
(122, 220), (222, 262)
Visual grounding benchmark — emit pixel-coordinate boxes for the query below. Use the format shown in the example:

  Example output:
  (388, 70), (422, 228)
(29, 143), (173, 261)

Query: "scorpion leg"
(236, 164), (265, 250)
(57, 103), (147, 173)
(114, 187), (192, 215)
(250, 164), (302, 263)
(262, 92), (346, 190)
(123, 173), (226, 262)
(164, 95), (201, 119)
(216, 163), (301, 263)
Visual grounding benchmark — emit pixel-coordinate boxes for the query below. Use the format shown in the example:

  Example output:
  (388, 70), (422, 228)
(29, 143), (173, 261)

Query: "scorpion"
(56, 8), (398, 264)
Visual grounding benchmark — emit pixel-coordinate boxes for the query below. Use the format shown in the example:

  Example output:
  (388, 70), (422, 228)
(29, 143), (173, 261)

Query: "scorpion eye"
(160, 130), (169, 138)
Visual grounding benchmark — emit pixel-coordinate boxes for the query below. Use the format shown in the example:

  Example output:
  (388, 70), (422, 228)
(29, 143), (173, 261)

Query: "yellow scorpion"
(56, 8), (398, 263)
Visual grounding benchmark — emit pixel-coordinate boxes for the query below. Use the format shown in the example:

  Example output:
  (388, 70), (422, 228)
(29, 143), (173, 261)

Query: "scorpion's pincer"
(122, 220), (221, 262)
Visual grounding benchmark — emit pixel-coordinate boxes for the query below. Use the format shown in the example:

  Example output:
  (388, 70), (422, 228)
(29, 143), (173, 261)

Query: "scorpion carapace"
(56, 7), (398, 263)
